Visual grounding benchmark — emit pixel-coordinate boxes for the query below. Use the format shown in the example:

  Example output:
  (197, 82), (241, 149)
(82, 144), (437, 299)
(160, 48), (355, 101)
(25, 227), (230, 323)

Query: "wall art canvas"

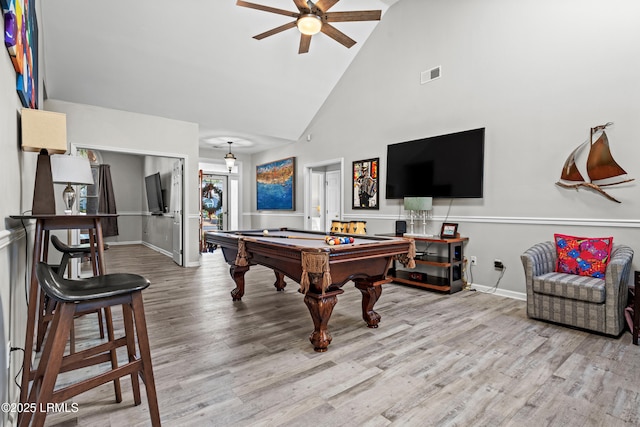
(352, 158), (379, 209)
(257, 157), (295, 210)
(2, 0), (38, 108)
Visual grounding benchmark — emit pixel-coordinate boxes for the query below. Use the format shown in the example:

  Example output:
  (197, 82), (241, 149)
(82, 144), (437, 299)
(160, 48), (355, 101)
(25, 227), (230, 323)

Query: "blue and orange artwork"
(2, 0), (38, 108)
(257, 157), (295, 210)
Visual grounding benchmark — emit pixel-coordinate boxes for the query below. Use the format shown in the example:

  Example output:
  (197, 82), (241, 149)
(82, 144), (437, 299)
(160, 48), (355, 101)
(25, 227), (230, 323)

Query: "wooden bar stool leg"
(20, 303), (75, 427)
(104, 306), (123, 402)
(132, 292), (161, 426)
(58, 252), (71, 278)
(69, 321), (76, 354)
(122, 301), (142, 405)
(35, 289), (48, 352)
(98, 309), (105, 339)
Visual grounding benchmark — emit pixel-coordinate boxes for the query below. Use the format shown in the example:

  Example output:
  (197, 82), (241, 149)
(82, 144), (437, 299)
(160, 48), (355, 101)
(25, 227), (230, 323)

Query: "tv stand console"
(389, 235), (468, 294)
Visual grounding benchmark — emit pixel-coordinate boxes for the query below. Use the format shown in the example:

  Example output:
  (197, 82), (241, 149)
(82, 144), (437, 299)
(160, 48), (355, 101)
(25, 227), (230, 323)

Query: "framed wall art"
(2, 0), (39, 108)
(256, 157), (295, 210)
(352, 158), (379, 209)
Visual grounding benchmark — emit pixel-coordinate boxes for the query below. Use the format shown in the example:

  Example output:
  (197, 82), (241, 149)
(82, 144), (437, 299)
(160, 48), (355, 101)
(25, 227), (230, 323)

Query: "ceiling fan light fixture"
(297, 14), (322, 35)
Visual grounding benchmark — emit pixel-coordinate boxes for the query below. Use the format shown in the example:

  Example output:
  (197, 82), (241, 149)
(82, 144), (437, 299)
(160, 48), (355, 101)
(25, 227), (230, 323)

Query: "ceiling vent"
(421, 66), (441, 84)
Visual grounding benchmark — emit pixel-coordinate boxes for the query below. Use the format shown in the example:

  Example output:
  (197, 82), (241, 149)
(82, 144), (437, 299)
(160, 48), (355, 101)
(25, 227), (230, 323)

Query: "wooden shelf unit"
(390, 236), (468, 294)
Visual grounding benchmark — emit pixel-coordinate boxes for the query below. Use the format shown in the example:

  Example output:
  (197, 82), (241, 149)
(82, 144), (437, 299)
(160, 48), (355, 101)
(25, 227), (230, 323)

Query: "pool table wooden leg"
(229, 265), (249, 301)
(354, 278), (391, 328)
(273, 271), (287, 292)
(304, 289), (344, 352)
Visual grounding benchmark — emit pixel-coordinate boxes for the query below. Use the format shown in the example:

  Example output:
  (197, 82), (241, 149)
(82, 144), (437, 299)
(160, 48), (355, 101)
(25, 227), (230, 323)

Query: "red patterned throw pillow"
(554, 234), (613, 278)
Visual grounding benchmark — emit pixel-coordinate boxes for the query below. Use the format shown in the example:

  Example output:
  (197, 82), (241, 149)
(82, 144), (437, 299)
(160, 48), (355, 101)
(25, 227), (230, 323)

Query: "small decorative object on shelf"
(440, 223), (458, 239)
(409, 272), (425, 281)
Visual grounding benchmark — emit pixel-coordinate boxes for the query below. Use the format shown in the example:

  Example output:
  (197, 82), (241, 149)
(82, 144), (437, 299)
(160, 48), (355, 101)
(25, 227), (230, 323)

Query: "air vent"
(421, 65), (442, 84)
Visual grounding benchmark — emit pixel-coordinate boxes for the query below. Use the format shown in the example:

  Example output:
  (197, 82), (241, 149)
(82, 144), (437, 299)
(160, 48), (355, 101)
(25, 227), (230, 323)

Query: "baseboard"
(141, 242), (173, 258)
(469, 283), (527, 301)
(104, 240), (143, 246)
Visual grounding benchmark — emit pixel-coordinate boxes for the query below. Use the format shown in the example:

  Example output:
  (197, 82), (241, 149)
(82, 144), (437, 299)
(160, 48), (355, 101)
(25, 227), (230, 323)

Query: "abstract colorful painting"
(2, 0), (38, 108)
(256, 157), (295, 210)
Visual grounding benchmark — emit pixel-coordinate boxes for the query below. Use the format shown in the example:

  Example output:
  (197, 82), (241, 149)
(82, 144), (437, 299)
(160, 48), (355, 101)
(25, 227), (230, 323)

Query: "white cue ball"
(263, 229), (269, 236)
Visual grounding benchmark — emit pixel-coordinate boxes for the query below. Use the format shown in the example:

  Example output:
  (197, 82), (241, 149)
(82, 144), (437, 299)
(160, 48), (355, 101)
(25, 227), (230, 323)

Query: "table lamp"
(51, 155), (94, 215)
(403, 197), (433, 235)
(21, 109), (68, 214)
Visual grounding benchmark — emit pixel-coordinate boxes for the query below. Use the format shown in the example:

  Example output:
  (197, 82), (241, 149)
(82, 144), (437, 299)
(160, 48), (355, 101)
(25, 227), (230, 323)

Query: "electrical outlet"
(470, 256), (477, 265)
(494, 259), (504, 269)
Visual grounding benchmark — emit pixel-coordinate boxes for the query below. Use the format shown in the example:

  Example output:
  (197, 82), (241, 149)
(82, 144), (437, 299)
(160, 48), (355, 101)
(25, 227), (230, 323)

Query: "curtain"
(98, 164), (119, 237)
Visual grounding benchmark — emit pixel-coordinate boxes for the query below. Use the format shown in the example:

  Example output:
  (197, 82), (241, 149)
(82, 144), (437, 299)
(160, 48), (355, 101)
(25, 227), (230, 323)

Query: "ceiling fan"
(236, 0), (382, 54)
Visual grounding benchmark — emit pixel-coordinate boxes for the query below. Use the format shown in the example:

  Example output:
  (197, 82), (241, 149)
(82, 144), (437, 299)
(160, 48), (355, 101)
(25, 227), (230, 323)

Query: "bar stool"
(21, 263), (161, 427)
(35, 235), (108, 353)
(51, 234), (108, 277)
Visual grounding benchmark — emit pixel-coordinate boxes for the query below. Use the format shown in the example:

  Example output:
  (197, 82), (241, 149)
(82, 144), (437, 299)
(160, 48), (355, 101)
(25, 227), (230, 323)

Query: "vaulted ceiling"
(40, 0), (398, 154)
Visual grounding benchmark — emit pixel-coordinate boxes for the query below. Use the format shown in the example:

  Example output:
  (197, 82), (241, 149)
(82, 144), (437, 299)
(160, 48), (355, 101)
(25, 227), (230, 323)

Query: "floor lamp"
(21, 109), (68, 214)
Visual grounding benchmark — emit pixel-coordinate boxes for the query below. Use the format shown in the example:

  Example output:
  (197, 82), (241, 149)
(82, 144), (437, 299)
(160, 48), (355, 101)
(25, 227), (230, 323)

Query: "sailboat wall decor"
(556, 122), (634, 203)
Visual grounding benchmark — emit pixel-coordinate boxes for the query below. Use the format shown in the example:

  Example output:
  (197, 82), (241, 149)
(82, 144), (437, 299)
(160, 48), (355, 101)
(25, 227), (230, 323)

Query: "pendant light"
(224, 141), (236, 172)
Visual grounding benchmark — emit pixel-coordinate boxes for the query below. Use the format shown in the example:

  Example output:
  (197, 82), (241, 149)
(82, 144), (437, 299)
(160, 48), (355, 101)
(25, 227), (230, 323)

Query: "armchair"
(521, 241), (633, 336)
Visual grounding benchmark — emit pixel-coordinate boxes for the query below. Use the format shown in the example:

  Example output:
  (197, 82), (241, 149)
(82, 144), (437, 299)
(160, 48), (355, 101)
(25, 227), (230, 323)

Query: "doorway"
(304, 158), (344, 232)
(199, 170), (239, 252)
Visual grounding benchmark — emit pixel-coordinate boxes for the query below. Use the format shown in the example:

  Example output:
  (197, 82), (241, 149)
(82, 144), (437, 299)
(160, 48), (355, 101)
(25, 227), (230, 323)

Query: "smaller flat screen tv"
(145, 172), (164, 215)
(386, 128), (485, 199)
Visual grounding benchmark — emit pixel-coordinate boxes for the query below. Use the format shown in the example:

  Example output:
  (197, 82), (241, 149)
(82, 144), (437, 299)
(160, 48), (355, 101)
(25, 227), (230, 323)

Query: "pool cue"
(235, 233), (328, 241)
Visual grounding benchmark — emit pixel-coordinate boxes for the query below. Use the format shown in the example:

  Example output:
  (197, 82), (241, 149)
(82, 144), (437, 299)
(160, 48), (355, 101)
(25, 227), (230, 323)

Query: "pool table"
(205, 228), (415, 352)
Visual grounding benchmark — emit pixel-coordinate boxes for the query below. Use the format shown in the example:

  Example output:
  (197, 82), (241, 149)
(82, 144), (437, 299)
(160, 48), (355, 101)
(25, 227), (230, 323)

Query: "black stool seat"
(50, 234), (108, 278)
(37, 263), (150, 302)
(51, 234), (94, 255)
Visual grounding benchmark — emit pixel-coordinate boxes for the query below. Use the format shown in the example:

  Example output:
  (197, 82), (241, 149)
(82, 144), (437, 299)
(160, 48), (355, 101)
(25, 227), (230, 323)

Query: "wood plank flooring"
(41, 244), (640, 427)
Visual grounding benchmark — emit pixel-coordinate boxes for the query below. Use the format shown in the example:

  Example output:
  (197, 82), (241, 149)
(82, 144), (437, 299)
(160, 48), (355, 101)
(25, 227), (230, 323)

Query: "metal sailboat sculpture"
(556, 122), (633, 203)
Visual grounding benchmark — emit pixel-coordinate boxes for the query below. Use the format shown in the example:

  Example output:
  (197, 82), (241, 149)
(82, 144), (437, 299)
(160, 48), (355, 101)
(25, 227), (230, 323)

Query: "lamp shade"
(51, 155), (94, 185)
(21, 108), (67, 154)
(297, 14), (322, 35)
(403, 197), (432, 211)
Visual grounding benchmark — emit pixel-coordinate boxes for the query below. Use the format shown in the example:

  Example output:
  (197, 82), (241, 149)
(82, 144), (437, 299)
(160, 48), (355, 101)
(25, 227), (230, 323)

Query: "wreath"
(203, 183), (223, 216)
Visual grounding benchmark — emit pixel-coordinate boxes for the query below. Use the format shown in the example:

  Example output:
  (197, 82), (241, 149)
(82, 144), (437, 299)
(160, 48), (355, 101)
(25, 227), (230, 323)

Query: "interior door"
(325, 170), (341, 231)
(171, 159), (183, 266)
(309, 171), (325, 231)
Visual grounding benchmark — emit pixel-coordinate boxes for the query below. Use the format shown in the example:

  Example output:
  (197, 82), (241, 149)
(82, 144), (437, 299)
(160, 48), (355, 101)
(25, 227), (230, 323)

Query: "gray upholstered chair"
(521, 241), (633, 336)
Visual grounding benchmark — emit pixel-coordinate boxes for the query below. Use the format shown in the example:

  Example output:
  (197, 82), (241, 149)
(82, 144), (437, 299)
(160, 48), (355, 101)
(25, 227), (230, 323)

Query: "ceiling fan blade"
(314, 0), (339, 13)
(298, 34), (312, 54)
(253, 21), (297, 40)
(321, 23), (356, 48)
(325, 10), (382, 22)
(292, 0), (310, 12)
(236, 0), (299, 18)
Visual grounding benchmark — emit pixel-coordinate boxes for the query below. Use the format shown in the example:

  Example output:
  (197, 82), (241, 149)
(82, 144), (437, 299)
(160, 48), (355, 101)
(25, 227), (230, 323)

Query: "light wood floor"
(41, 244), (640, 427)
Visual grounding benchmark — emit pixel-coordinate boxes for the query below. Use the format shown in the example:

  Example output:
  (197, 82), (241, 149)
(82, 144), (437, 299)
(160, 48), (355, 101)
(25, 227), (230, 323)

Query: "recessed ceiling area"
(40, 0), (399, 154)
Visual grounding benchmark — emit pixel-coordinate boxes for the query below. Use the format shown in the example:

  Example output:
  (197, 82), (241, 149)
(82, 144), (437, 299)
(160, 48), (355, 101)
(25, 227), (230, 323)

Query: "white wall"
(249, 0), (640, 296)
(99, 150), (145, 244)
(0, 1), (43, 419)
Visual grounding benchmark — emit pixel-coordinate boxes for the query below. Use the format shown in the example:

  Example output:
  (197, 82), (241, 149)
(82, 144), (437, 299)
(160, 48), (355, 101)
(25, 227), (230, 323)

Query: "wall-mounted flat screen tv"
(145, 172), (165, 215)
(385, 127), (485, 199)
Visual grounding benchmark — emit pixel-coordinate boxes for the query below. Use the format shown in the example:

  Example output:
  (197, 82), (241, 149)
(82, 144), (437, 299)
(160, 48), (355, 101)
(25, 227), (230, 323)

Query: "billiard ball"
(263, 229), (269, 236)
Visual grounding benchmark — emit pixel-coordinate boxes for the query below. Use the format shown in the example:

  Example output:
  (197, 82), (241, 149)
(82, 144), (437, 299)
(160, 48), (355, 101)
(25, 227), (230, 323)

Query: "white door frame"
(171, 159), (183, 265)
(303, 158), (344, 231)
